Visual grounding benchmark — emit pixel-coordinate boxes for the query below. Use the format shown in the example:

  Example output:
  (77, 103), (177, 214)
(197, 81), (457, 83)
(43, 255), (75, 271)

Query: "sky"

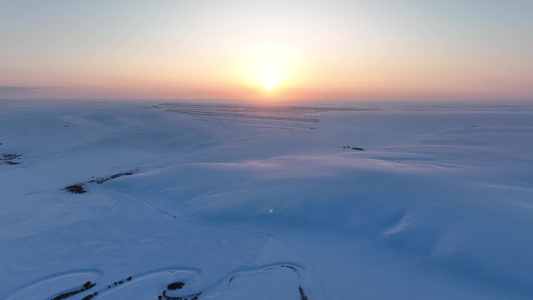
(1, 0), (533, 102)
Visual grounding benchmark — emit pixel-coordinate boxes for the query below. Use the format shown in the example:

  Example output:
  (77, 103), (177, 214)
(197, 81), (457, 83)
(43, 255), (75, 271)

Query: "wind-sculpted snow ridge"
(5, 265), (309, 300)
(5, 270), (103, 300)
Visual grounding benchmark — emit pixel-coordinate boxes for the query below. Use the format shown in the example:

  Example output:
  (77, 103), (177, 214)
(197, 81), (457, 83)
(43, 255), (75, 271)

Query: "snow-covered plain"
(1, 100), (532, 300)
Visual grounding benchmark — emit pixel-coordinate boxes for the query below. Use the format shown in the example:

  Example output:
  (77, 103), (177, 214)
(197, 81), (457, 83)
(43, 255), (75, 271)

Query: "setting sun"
(235, 41), (300, 98)
(1, 1), (531, 103)
(262, 75), (277, 90)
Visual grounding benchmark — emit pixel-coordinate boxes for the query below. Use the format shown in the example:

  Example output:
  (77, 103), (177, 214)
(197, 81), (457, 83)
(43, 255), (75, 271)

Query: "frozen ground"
(0, 99), (532, 299)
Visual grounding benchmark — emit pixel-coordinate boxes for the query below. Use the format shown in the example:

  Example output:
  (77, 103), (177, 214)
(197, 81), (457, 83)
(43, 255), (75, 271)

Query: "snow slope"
(1, 100), (532, 299)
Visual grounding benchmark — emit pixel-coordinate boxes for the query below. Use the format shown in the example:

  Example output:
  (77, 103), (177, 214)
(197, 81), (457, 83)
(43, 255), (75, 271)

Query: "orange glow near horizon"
(224, 41), (302, 101)
(1, 2), (533, 102)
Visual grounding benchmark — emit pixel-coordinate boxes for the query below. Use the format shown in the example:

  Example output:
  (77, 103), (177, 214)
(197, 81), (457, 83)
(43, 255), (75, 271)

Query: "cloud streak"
(0, 86), (49, 93)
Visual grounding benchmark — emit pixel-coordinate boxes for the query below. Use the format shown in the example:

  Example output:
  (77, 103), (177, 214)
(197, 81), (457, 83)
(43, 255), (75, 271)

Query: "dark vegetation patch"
(63, 169), (139, 194)
(25, 268), (309, 300)
(1, 154), (21, 160)
(298, 286), (308, 300)
(88, 170), (139, 184)
(342, 146), (364, 151)
(50, 281), (96, 300)
(37, 274), (205, 300)
(167, 282), (185, 290)
(281, 265), (298, 272)
(160, 281), (201, 300)
(64, 184), (87, 194)
(0, 153), (22, 165)
(161, 290), (202, 300)
(80, 292), (98, 300)
(105, 275), (132, 289)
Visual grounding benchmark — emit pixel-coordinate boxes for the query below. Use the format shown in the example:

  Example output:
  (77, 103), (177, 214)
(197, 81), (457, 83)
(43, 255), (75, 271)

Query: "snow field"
(1, 100), (532, 299)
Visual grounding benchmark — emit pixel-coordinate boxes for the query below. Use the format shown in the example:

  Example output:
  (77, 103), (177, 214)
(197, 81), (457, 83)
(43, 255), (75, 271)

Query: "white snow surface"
(1, 100), (532, 299)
